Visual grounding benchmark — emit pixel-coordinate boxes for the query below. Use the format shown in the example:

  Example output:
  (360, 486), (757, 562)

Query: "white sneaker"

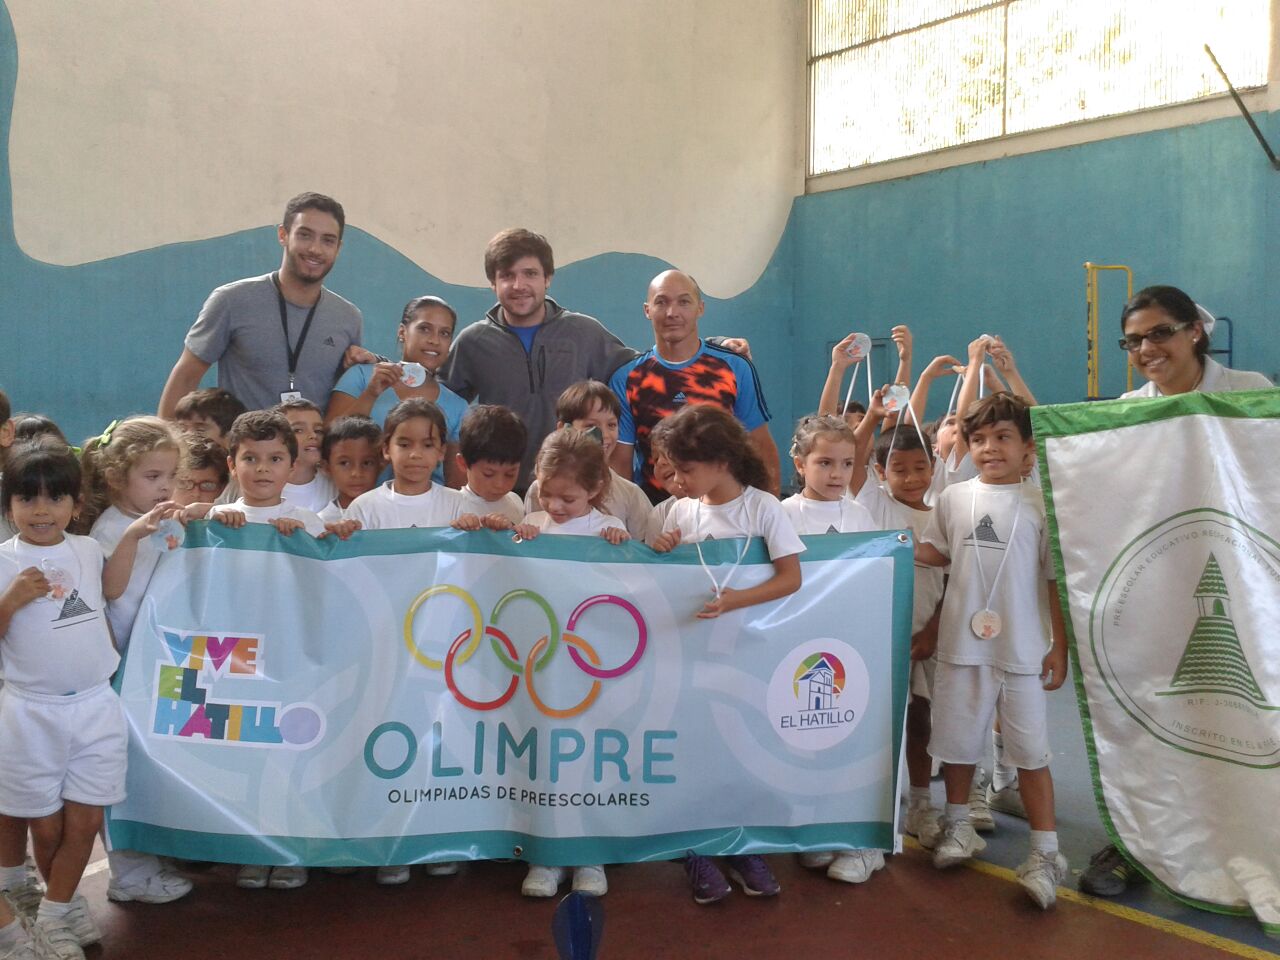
(235, 865), (270, 889)
(0, 879), (43, 920)
(1017, 850), (1068, 909)
(27, 918), (83, 960)
(903, 804), (943, 849)
(376, 866), (411, 886)
(571, 865), (607, 896)
(0, 929), (37, 960)
(968, 770), (995, 833)
(988, 783), (1027, 818)
(933, 819), (986, 869)
(797, 851), (836, 869)
(424, 861), (459, 877)
(267, 866), (308, 890)
(61, 897), (99, 948)
(106, 865), (192, 904)
(827, 849), (885, 884)
(521, 865), (567, 898)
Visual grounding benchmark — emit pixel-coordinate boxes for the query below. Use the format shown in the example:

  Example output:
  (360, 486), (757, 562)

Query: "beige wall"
(7, 1), (805, 297)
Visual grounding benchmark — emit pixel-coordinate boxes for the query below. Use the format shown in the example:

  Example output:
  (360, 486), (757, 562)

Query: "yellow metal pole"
(1083, 263), (1133, 398)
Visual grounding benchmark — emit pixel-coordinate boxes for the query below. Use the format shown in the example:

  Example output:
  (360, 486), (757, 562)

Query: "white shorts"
(928, 662), (1050, 770)
(0, 682), (128, 818)
(909, 657), (936, 702)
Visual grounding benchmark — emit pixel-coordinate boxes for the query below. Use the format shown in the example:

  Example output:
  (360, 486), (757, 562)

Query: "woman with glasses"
(1117, 285), (1271, 398)
(1080, 284), (1272, 898)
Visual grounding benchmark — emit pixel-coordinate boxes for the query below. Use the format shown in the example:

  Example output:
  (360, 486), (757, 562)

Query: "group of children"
(0, 315), (1069, 959)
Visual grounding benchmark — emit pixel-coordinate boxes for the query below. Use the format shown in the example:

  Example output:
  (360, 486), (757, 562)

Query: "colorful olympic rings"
(444, 626), (520, 711)
(564, 594), (648, 679)
(404, 584), (483, 670)
(524, 633), (602, 719)
(489, 588), (560, 674)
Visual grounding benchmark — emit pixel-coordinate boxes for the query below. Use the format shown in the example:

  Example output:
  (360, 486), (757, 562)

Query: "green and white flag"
(1033, 389), (1280, 932)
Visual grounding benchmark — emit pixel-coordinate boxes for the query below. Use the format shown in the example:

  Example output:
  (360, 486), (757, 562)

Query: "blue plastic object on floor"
(552, 890), (603, 959)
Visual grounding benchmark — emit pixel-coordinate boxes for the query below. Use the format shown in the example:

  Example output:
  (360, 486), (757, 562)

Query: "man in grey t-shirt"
(158, 193), (364, 416)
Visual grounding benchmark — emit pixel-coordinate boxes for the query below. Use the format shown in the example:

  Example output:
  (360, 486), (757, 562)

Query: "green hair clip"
(98, 419), (119, 447)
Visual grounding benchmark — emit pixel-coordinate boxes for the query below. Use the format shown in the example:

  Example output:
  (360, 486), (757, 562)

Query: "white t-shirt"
(283, 472), (337, 514)
(921, 478), (1051, 673)
(650, 497), (682, 544)
(855, 478), (946, 635)
(662, 487), (805, 560)
(211, 499), (325, 536)
(318, 498), (345, 523)
(346, 482), (464, 530)
(0, 535), (119, 695)
(90, 506), (162, 648)
(1120, 356), (1273, 398)
(780, 493), (875, 535)
(525, 470), (658, 543)
(523, 509), (626, 537)
(460, 486), (525, 525)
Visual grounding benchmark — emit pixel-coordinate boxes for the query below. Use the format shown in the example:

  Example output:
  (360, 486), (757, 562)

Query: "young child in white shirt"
(523, 382), (657, 543)
(915, 392), (1068, 910)
(0, 439), (178, 958)
(315, 415), (382, 523)
(453, 405), (526, 526)
(275, 398), (337, 514)
(652, 404), (805, 905)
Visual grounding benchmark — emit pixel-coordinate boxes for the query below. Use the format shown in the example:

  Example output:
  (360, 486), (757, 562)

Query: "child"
(818, 324), (913, 428)
(523, 382), (657, 542)
(778, 415), (885, 884)
(850, 394), (947, 846)
(454, 405), (526, 525)
(914, 392), (1069, 909)
(173, 435), (229, 508)
(0, 440), (177, 957)
(81, 418), (199, 908)
(651, 404), (804, 903)
(646, 420), (685, 539)
(489, 429), (627, 899)
(172, 388), (246, 444)
(328, 295), (469, 487)
(345, 400), (474, 532)
(275, 398), (337, 513)
(316, 416), (382, 523)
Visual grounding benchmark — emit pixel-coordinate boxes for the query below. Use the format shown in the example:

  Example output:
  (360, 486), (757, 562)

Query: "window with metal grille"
(810, 0), (1270, 176)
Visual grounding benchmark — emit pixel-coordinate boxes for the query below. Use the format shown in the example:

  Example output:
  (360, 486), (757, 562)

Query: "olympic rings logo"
(402, 587), (648, 718)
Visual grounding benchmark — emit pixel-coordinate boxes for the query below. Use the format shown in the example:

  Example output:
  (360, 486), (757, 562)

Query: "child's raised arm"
(104, 502), (179, 600)
(817, 334), (861, 416)
(909, 354), (963, 426)
(848, 387), (886, 496)
(890, 324), (913, 388)
(950, 336), (992, 460)
(988, 337), (1038, 405)
(697, 553), (801, 620)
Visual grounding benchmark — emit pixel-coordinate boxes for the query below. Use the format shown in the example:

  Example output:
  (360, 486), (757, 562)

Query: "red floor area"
(76, 849), (1248, 960)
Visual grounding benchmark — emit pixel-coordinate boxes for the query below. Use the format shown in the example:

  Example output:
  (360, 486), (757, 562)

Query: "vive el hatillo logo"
(767, 640), (870, 750)
(1091, 509), (1280, 768)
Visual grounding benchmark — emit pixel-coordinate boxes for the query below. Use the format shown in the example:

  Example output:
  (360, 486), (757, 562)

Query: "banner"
(108, 524), (913, 868)
(1033, 390), (1280, 932)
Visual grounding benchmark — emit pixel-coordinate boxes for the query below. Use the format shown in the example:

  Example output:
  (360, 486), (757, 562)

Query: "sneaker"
(933, 819), (986, 869)
(797, 851), (836, 869)
(827, 849), (885, 884)
(235, 865), (270, 890)
(0, 930), (36, 960)
(571, 866), (607, 896)
(987, 782), (1027, 819)
(682, 853), (730, 905)
(62, 897), (99, 948)
(1078, 843), (1143, 897)
(903, 804), (942, 849)
(375, 866), (411, 886)
(424, 861), (459, 877)
(106, 866), (193, 904)
(968, 770), (995, 833)
(27, 918), (84, 960)
(267, 866), (308, 890)
(1017, 849), (1068, 909)
(725, 855), (780, 897)
(0, 879), (43, 920)
(521, 865), (567, 898)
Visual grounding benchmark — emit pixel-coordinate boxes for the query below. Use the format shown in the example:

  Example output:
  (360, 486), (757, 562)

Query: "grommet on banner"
(897, 532), (910, 543)
(513, 845), (524, 857)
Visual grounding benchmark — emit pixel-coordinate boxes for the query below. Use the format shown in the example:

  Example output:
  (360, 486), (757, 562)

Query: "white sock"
(909, 786), (931, 807)
(0, 919), (24, 948)
(1029, 830), (1058, 856)
(992, 731), (1018, 791)
(0, 865), (27, 889)
(944, 802), (969, 824)
(37, 898), (73, 922)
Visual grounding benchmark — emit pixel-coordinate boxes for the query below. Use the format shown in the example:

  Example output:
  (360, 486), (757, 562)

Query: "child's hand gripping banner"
(1033, 390), (1280, 932)
(108, 526), (914, 867)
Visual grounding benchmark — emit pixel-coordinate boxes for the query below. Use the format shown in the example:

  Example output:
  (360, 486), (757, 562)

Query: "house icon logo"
(793, 652), (845, 711)
(767, 641), (869, 750)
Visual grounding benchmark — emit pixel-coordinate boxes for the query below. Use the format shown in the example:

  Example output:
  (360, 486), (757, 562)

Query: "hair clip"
(98, 419), (119, 447)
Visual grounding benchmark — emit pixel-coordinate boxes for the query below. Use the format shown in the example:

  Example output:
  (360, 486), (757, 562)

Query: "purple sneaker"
(683, 851), (731, 904)
(726, 855), (780, 897)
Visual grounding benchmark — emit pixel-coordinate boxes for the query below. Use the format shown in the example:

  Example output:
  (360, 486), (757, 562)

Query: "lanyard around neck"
(693, 497), (751, 598)
(272, 272), (322, 390)
(969, 479), (1022, 614)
